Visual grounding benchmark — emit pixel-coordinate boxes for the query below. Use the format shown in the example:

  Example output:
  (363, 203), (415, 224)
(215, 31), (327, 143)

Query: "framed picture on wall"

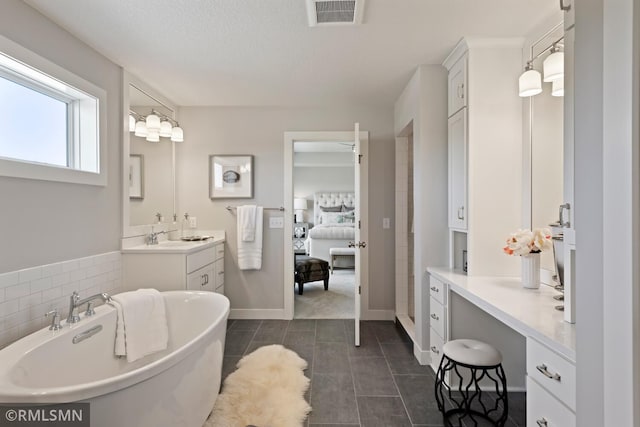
(209, 155), (254, 199)
(129, 154), (144, 199)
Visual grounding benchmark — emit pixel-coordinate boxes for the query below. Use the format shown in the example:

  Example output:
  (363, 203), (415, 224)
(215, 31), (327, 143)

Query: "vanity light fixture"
(129, 109), (185, 142)
(518, 35), (564, 98)
(518, 61), (542, 97)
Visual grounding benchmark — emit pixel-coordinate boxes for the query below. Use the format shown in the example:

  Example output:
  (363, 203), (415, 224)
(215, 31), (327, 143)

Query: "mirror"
(529, 26), (564, 274)
(123, 73), (177, 236)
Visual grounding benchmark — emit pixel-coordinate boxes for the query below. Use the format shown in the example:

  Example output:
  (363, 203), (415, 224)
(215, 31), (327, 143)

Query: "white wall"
(293, 165), (354, 224)
(394, 65), (449, 361)
(0, 0), (122, 273)
(175, 106), (395, 313)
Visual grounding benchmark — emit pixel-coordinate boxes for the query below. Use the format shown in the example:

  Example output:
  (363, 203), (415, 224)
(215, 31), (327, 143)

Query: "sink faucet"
(67, 291), (111, 324)
(147, 226), (167, 245)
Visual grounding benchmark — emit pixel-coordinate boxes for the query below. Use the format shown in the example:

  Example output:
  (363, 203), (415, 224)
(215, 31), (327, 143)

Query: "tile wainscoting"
(0, 251), (122, 349)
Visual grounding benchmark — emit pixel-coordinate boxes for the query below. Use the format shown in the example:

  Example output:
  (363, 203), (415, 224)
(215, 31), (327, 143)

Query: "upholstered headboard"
(313, 192), (355, 225)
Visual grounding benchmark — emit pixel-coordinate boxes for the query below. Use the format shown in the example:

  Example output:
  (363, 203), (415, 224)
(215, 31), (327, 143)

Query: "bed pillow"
(319, 211), (354, 224)
(319, 205), (342, 212)
(342, 204), (355, 212)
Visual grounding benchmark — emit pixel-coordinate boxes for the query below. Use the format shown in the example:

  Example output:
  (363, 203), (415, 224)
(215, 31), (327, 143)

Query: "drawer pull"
(536, 418), (548, 427)
(430, 286), (439, 293)
(430, 346), (440, 354)
(536, 364), (562, 381)
(430, 313), (439, 321)
(218, 271), (224, 275)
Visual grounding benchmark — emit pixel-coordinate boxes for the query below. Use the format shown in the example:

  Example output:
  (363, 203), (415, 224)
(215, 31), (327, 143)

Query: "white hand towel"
(109, 289), (169, 363)
(238, 205), (257, 242)
(237, 206), (263, 270)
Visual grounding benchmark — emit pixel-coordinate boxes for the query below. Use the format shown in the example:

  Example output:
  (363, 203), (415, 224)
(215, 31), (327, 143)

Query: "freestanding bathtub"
(0, 291), (230, 427)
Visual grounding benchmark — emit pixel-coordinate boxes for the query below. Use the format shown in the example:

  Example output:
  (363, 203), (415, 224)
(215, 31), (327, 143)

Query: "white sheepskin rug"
(205, 344), (312, 427)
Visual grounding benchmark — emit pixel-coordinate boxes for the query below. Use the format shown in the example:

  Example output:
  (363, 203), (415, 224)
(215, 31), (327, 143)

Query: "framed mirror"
(122, 72), (177, 237)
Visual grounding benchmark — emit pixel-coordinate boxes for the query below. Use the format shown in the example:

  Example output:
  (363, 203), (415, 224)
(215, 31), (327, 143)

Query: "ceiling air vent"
(306, 0), (365, 27)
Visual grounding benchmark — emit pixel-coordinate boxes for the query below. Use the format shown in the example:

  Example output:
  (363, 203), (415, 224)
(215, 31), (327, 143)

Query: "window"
(0, 34), (106, 186)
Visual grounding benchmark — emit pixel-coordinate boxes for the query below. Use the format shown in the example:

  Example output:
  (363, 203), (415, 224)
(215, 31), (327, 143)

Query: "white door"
(352, 123), (363, 347)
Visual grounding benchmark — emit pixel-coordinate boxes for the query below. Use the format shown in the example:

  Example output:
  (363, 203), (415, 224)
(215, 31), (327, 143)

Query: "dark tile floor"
(222, 319), (525, 427)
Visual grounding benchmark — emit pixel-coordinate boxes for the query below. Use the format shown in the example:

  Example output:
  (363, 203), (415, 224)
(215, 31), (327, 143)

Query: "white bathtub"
(0, 291), (230, 427)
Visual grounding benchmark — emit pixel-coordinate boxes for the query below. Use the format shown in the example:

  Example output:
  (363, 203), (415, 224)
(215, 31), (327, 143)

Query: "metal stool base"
(435, 354), (509, 427)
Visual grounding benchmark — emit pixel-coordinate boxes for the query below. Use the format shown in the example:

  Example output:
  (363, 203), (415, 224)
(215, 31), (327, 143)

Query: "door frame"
(283, 131), (369, 320)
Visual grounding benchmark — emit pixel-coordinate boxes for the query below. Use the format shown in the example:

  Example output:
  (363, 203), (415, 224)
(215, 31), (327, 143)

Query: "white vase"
(521, 252), (541, 289)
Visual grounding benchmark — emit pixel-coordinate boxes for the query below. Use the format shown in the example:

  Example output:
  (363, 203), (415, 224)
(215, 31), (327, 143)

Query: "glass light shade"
(146, 113), (161, 131)
(170, 126), (184, 142)
(146, 130), (160, 142)
(294, 198), (308, 210)
(518, 69), (542, 97)
(128, 114), (136, 132)
(134, 120), (148, 137)
(159, 121), (173, 137)
(543, 51), (564, 82)
(552, 78), (564, 97)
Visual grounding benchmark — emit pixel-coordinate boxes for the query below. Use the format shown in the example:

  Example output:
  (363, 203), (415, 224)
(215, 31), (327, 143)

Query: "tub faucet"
(67, 291), (112, 324)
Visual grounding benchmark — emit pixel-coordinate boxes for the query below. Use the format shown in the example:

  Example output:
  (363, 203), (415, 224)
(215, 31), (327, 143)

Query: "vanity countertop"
(427, 267), (576, 361)
(122, 232), (225, 255)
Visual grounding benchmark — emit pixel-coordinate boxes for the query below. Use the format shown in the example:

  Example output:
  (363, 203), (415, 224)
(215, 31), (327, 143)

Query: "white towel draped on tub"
(238, 205), (257, 242)
(237, 206), (263, 270)
(109, 289), (169, 363)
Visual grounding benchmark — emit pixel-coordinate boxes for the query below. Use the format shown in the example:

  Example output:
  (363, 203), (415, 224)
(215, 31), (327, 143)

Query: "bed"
(305, 192), (356, 267)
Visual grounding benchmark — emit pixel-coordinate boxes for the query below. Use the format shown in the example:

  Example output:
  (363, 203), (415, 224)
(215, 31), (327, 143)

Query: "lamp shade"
(128, 114), (136, 132)
(159, 120), (173, 137)
(134, 120), (148, 137)
(543, 51), (564, 82)
(146, 113), (161, 131)
(146, 130), (160, 142)
(518, 69), (542, 97)
(294, 198), (308, 210)
(551, 78), (564, 97)
(170, 126), (184, 142)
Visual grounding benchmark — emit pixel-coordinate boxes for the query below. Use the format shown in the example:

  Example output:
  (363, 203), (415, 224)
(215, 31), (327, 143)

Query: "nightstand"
(293, 223), (309, 254)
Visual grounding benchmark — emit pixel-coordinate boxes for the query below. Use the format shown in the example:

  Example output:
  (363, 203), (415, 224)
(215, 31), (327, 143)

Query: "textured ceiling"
(23, 0), (558, 107)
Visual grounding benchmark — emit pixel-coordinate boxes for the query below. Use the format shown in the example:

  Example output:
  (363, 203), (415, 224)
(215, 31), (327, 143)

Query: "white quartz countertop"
(122, 233), (225, 254)
(427, 267), (576, 361)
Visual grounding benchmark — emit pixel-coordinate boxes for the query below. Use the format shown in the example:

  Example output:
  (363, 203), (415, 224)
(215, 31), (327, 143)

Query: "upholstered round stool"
(434, 339), (508, 427)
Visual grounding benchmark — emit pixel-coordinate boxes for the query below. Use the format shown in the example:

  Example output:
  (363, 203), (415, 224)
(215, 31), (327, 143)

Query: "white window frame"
(0, 34), (107, 186)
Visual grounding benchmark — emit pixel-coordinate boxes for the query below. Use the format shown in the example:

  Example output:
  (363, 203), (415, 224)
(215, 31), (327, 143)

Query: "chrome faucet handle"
(66, 291), (81, 324)
(85, 302), (96, 317)
(45, 309), (62, 330)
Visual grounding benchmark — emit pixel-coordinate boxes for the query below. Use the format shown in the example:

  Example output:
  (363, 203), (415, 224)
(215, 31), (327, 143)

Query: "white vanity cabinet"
(448, 108), (467, 230)
(447, 55), (467, 117)
(122, 240), (225, 294)
(428, 275), (448, 373)
(526, 337), (576, 427)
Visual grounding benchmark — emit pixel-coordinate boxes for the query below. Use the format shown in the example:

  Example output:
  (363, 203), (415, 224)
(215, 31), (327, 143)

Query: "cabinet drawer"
(215, 258), (224, 287)
(429, 276), (446, 305)
(429, 296), (446, 339)
(186, 246), (215, 274)
(448, 55), (467, 116)
(527, 377), (575, 427)
(214, 243), (224, 260)
(187, 263), (214, 292)
(526, 337), (576, 410)
(429, 327), (444, 373)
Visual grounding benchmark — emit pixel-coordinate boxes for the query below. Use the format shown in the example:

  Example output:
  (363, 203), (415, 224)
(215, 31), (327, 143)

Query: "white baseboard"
(361, 309), (395, 321)
(413, 341), (431, 365)
(229, 309), (287, 320)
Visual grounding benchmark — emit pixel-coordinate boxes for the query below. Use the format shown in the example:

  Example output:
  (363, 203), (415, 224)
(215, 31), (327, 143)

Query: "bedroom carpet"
(295, 269), (355, 319)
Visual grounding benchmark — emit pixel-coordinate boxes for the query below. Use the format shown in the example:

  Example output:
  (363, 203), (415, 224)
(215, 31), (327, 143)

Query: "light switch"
(383, 218), (391, 229)
(189, 217), (197, 228)
(269, 217), (284, 228)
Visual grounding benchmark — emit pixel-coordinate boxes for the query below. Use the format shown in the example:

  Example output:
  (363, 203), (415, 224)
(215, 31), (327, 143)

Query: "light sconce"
(518, 37), (564, 98)
(129, 109), (185, 142)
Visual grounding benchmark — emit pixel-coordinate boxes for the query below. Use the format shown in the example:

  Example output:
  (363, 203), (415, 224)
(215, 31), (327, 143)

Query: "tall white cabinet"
(443, 38), (523, 277)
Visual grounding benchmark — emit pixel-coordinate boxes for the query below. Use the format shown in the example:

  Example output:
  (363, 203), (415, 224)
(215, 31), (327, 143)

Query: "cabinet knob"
(430, 313), (439, 321)
(536, 364), (562, 382)
(457, 206), (465, 220)
(536, 418), (548, 427)
(430, 286), (439, 292)
(430, 346), (440, 354)
(457, 83), (465, 99)
(559, 0), (571, 11)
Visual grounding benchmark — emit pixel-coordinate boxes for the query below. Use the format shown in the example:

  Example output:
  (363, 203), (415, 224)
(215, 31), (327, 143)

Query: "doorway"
(283, 130), (369, 338)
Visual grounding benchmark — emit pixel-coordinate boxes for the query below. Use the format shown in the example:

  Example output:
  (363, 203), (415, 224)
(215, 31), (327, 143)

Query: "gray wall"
(293, 165), (354, 224)
(0, 0), (122, 273)
(175, 106), (395, 312)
